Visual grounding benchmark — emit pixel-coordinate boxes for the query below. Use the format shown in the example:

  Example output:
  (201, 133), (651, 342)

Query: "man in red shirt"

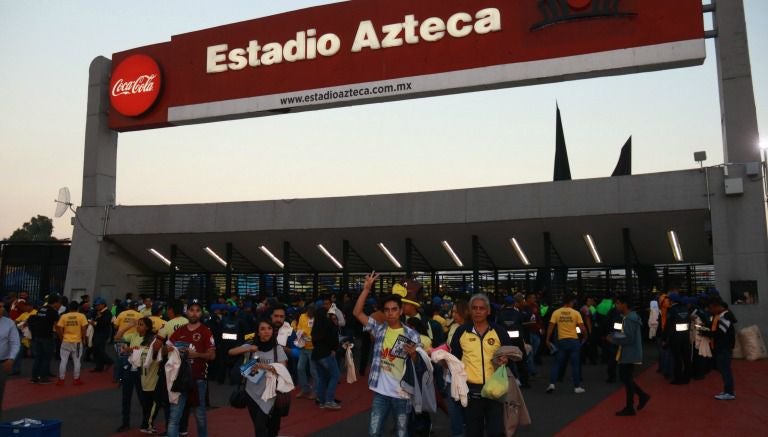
(166, 300), (215, 437)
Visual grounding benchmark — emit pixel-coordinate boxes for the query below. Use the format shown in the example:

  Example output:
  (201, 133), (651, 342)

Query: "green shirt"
(158, 316), (188, 339)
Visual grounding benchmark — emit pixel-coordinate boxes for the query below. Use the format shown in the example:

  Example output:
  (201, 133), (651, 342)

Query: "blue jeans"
(369, 392), (409, 437)
(168, 379), (208, 437)
(550, 338), (582, 387)
(714, 349), (734, 395)
(31, 337), (54, 379)
(314, 354), (340, 404)
(442, 384), (465, 437)
(527, 333), (541, 375)
(297, 348), (318, 394)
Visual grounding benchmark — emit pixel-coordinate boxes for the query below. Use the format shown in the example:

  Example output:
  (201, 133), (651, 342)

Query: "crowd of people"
(0, 277), (739, 436)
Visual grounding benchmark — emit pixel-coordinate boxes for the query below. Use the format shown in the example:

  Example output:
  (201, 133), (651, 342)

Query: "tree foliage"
(8, 215), (55, 241)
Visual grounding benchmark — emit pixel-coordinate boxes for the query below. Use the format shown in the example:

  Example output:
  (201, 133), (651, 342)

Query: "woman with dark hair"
(229, 319), (289, 437)
(114, 316), (161, 433)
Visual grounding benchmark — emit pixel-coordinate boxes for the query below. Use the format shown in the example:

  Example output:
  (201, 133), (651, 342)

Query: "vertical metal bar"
(40, 244), (51, 297)
(493, 269), (499, 295)
(282, 242), (290, 297)
(169, 245), (177, 300)
(313, 272), (319, 300)
(686, 265), (693, 294)
(431, 271), (439, 297)
(342, 240), (350, 295)
(622, 228), (634, 295)
(225, 243), (233, 297)
(472, 235), (480, 294)
(577, 270), (583, 295)
(606, 269), (611, 295)
(543, 232), (552, 301)
(405, 238), (413, 277)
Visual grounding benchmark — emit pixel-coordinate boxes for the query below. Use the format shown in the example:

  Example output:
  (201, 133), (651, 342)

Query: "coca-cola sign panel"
(108, 0), (704, 131)
(109, 54), (162, 117)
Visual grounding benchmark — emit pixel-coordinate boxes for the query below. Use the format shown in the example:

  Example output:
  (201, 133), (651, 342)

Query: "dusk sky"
(1, 0), (766, 240)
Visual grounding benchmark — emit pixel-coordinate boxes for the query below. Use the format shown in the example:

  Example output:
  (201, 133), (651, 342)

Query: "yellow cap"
(392, 283), (407, 297)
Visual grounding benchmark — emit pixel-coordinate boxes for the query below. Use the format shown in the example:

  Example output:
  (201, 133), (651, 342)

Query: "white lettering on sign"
(111, 74), (158, 96)
(206, 8), (501, 74)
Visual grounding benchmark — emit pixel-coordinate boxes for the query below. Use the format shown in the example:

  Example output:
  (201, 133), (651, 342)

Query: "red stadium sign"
(108, 0), (705, 131)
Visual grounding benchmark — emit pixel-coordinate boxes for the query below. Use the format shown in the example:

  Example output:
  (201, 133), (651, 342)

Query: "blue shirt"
(0, 316), (21, 361)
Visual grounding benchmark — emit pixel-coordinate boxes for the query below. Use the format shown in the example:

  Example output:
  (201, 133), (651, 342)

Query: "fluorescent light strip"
(259, 245), (285, 269)
(667, 230), (684, 262)
(441, 240), (464, 267)
(377, 243), (402, 269)
(203, 246), (227, 267)
(317, 244), (343, 269)
(509, 238), (531, 266)
(583, 234), (603, 264)
(148, 248), (171, 266)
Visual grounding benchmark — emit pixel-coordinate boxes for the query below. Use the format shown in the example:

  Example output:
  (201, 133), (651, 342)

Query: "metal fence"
(0, 241), (71, 303)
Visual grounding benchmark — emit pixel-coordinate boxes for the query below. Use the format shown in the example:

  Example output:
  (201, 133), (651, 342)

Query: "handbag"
(272, 347), (292, 417)
(229, 378), (249, 409)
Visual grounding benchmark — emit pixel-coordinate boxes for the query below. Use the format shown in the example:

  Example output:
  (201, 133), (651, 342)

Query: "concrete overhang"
(91, 169), (712, 273)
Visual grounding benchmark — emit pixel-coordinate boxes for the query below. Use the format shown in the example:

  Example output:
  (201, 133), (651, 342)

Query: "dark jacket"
(610, 311), (643, 364)
(28, 305), (59, 339)
(311, 312), (339, 360)
(705, 310), (737, 351)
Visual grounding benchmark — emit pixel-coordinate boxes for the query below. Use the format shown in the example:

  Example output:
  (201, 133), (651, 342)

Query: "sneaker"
(38, 378), (53, 385)
(324, 401), (342, 410)
(30, 377), (39, 384)
(715, 393), (736, 400)
(574, 387), (586, 394)
(140, 427), (156, 434)
(73, 378), (84, 386)
(638, 394), (650, 411)
(318, 402), (327, 409)
(546, 384), (555, 393)
(56, 379), (65, 386)
(307, 393), (317, 400)
(615, 408), (636, 416)
(180, 432), (189, 436)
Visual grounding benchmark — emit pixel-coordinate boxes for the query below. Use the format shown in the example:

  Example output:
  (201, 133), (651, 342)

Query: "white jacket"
(165, 348), (182, 405)
(261, 363), (295, 402)
(276, 322), (294, 347)
(431, 349), (469, 407)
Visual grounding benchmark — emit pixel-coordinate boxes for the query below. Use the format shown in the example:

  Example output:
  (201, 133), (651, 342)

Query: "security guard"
(495, 295), (530, 387)
(663, 293), (691, 384)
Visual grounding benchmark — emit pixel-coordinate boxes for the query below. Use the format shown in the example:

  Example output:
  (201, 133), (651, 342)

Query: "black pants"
(670, 338), (691, 383)
(247, 397), (280, 437)
(121, 371), (142, 427)
(465, 390), (504, 437)
(153, 368), (171, 431)
(618, 363), (647, 410)
(92, 336), (113, 371)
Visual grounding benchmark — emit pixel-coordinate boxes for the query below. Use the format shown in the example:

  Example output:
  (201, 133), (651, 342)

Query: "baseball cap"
(93, 297), (106, 306)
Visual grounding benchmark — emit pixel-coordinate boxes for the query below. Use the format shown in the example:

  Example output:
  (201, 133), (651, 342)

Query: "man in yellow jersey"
(55, 301), (88, 385)
(148, 304), (165, 334)
(114, 301), (142, 336)
(450, 293), (513, 437)
(545, 294), (587, 394)
(353, 272), (421, 437)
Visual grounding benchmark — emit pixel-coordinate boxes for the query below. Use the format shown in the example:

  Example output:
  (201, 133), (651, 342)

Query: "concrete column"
(82, 56), (118, 207)
(711, 0), (767, 333)
(64, 57), (145, 302)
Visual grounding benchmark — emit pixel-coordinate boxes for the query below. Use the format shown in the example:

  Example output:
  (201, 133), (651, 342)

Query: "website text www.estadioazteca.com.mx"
(279, 81), (413, 106)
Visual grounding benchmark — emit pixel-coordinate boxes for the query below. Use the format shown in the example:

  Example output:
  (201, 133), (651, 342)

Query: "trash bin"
(0, 419), (61, 437)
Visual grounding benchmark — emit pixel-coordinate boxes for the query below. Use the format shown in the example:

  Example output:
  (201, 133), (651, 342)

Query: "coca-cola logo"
(109, 54), (162, 117)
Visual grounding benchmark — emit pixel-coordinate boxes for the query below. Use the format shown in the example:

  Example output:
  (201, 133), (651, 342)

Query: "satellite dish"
(54, 187), (73, 218)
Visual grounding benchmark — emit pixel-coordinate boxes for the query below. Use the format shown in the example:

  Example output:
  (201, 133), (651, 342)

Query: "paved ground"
(2, 346), (766, 436)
